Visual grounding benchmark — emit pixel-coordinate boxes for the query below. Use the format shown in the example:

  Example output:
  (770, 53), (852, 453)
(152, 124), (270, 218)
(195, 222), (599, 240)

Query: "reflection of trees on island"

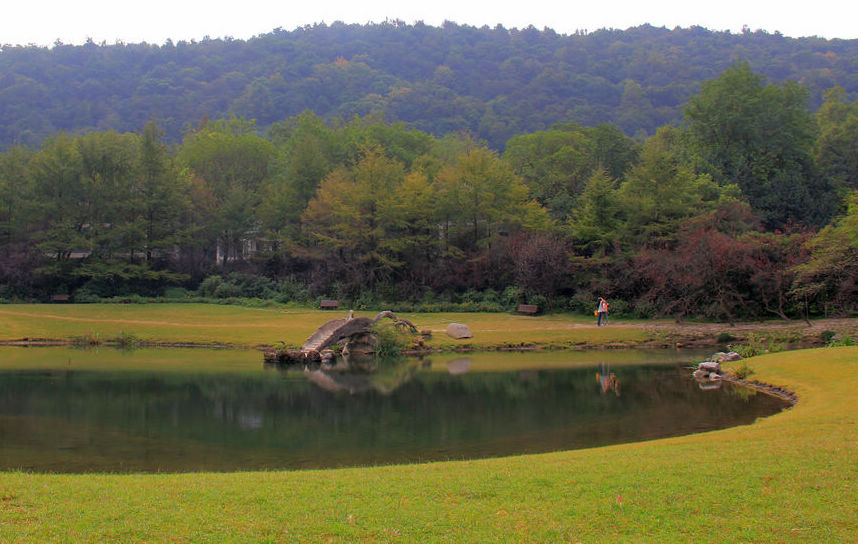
(266, 355), (422, 395)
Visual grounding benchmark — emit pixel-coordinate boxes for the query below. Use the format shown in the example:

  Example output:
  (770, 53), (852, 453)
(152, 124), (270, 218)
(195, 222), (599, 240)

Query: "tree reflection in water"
(0, 348), (790, 473)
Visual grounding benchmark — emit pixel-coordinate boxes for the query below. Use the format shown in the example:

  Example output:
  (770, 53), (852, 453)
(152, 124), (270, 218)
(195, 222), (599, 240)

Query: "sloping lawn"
(0, 303), (651, 348)
(1, 347), (856, 542)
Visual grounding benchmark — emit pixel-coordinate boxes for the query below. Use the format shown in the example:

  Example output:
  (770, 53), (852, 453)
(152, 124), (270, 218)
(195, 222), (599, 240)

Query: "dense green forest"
(2, 58), (858, 320)
(2, 22), (858, 150)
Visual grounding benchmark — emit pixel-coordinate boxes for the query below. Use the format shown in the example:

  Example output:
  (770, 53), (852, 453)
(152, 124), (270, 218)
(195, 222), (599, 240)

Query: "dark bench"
(320, 299), (339, 309)
(517, 304), (538, 314)
(51, 294), (70, 303)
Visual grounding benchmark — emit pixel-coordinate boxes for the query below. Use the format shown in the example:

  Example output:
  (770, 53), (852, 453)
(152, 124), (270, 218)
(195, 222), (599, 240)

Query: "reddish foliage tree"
(503, 232), (574, 307)
(633, 226), (758, 323)
(744, 229), (812, 320)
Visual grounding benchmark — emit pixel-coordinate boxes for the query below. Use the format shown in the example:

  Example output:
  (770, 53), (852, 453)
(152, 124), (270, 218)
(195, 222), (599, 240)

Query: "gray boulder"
(446, 323), (473, 339)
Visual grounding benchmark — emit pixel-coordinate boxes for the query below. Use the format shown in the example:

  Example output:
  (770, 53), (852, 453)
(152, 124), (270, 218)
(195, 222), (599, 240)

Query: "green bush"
(275, 278), (311, 304)
(481, 288), (501, 306)
(372, 322), (412, 357)
(352, 291), (381, 310)
(502, 286), (525, 308)
(70, 332), (102, 346)
(198, 276), (224, 298)
(717, 332), (735, 344)
(527, 294), (549, 313)
(732, 332), (793, 357)
(163, 287), (192, 299)
(213, 282), (243, 299)
(72, 289), (100, 303)
(604, 298), (631, 317)
(569, 291), (597, 315)
(820, 330), (837, 344)
(729, 360), (753, 380)
(828, 335), (856, 347)
(731, 343), (761, 358)
(114, 331), (142, 349)
(198, 273), (280, 300)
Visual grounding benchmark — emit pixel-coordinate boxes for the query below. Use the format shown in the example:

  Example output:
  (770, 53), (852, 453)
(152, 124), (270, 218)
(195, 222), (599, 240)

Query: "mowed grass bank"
(1, 347), (856, 542)
(0, 303), (651, 348)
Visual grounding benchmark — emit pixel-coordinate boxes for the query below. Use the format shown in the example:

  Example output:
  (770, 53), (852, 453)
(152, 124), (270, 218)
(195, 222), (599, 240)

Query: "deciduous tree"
(684, 61), (835, 228)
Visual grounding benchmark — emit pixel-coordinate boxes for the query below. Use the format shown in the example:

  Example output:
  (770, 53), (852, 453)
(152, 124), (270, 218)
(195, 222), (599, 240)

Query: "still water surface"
(0, 347), (789, 473)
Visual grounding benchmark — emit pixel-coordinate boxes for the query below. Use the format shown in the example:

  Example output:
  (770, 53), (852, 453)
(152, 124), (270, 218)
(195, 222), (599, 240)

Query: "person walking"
(596, 297), (609, 326)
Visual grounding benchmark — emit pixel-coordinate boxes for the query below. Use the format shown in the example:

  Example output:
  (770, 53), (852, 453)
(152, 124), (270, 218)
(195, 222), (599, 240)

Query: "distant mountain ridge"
(2, 22), (857, 149)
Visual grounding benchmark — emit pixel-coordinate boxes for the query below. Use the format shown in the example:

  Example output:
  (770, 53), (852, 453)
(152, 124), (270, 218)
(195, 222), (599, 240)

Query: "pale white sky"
(2, 0), (853, 47)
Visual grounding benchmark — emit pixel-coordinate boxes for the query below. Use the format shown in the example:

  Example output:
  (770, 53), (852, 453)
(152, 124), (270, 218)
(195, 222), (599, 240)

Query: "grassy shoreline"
(1, 303), (852, 351)
(1, 304), (857, 541)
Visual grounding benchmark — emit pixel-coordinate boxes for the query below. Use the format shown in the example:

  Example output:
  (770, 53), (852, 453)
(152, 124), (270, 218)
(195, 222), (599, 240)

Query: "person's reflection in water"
(596, 362), (620, 396)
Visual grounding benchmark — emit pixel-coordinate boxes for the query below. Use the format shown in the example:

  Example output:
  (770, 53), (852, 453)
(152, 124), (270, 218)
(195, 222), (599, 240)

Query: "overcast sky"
(2, 0), (853, 47)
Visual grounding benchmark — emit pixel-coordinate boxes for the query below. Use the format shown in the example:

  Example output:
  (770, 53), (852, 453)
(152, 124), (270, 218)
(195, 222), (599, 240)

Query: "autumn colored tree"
(435, 147), (551, 256)
(745, 228), (811, 320)
(302, 147), (411, 291)
(632, 223), (757, 323)
(503, 232), (573, 308)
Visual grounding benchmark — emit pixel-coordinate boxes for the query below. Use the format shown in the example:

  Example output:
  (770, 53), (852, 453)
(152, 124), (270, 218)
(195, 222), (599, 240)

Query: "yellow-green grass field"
(1, 304), (856, 541)
(0, 303), (653, 349)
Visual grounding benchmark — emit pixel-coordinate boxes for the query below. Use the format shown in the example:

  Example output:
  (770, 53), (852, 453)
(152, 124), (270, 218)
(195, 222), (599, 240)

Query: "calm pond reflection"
(0, 347), (789, 473)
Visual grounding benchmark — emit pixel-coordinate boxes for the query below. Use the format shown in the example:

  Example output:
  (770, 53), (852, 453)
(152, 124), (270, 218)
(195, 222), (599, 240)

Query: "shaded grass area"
(0, 303), (652, 349)
(0, 346), (700, 374)
(1, 348), (857, 542)
(0, 345), (263, 373)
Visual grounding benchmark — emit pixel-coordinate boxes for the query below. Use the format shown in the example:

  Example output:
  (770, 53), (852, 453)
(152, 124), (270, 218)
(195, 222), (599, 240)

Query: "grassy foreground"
(0, 347), (854, 541)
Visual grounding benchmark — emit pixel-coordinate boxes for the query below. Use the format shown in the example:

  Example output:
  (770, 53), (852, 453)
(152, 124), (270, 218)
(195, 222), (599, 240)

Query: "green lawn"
(0, 303), (652, 348)
(1, 304), (856, 541)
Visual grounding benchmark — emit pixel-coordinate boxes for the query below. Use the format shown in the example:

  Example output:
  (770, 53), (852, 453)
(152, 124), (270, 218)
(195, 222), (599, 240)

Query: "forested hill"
(2, 22), (858, 149)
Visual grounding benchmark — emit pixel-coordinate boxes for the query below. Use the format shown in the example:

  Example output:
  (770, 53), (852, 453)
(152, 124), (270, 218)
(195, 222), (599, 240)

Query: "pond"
(0, 347), (790, 473)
